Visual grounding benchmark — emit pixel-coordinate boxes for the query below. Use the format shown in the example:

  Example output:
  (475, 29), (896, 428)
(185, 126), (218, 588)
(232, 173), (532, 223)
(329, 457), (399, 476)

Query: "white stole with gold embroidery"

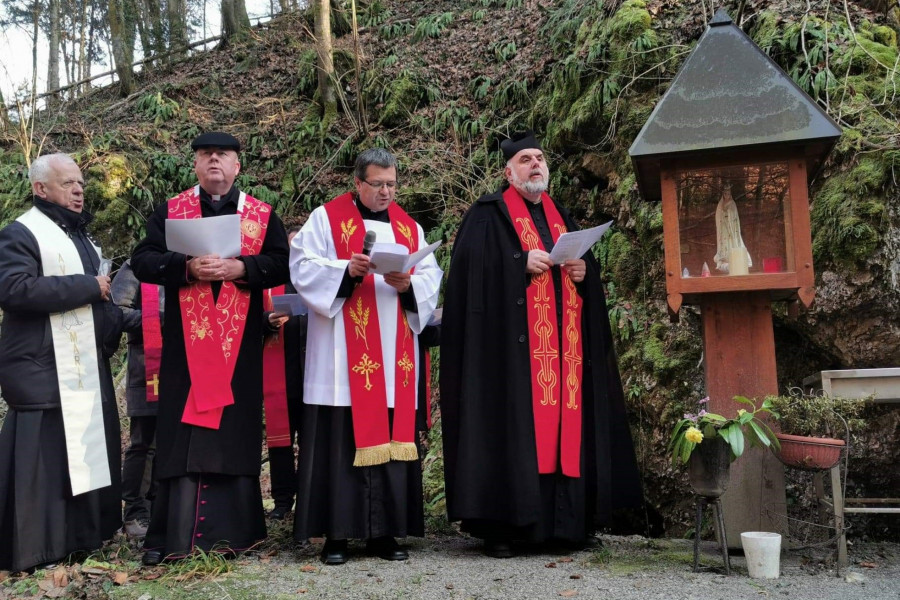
(17, 206), (111, 495)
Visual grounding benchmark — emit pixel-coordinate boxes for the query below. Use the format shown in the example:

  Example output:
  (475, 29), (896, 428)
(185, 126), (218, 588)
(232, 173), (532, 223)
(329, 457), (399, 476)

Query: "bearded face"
(506, 149), (549, 197)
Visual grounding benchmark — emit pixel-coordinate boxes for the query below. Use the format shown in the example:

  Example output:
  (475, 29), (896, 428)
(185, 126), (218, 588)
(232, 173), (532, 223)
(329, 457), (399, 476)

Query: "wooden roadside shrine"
(629, 9), (842, 547)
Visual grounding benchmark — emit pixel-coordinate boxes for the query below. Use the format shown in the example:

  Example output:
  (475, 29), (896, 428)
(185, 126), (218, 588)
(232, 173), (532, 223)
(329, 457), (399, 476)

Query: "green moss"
(602, 230), (641, 293)
(811, 156), (888, 266)
(872, 25), (897, 48)
(750, 10), (780, 54)
(607, 0), (651, 41)
(641, 323), (682, 378)
(843, 35), (899, 74)
(378, 75), (424, 127)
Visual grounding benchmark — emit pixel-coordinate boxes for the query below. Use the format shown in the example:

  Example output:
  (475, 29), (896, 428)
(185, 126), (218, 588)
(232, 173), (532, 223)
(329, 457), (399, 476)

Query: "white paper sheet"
(165, 214), (242, 258)
(272, 293), (309, 317)
(368, 240), (441, 275)
(548, 220), (613, 264)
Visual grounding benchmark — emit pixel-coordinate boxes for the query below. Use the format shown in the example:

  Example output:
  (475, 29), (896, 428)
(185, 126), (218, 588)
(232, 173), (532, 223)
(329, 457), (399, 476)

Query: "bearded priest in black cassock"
(131, 132), (290, 565)
(440, 132), (643, 558)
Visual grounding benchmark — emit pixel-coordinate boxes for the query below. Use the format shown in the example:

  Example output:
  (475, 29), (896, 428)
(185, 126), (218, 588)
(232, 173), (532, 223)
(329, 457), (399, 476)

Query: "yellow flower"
(685, 426), (704, 444)
(737, 409), (747, 417)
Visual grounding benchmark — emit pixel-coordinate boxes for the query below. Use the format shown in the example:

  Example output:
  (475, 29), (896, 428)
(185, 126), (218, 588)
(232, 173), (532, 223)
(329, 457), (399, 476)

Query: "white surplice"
(290, 203), (443, 408)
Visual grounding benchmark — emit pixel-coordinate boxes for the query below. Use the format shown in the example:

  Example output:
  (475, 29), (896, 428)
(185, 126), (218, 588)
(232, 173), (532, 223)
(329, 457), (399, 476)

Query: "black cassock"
(440, 188), (643, 543)
(131, 186), (289, 557)
(0, 199), (123, 571)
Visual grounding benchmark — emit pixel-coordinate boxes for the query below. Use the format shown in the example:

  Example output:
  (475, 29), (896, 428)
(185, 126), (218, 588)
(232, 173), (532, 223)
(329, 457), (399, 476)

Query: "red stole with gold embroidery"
(323, 192), (419, 467)
(169, 187), (271, 429)
(503, 187), (584, 477)
(140, 283), (163, 402)
(262, 285), (291, 447)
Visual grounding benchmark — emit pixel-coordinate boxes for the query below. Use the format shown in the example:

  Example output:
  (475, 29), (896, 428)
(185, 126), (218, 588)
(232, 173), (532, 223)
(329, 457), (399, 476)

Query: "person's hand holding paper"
(166, 213), (246, 282)
(548, 220), (613, 264)
(367, 241), (441, 276)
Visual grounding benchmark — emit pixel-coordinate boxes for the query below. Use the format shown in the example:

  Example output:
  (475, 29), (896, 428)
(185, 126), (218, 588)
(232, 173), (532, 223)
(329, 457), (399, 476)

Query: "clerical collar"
(199, 185), (239, 207)
(355, 196), (390, 223)
(33, 196), (93, 233)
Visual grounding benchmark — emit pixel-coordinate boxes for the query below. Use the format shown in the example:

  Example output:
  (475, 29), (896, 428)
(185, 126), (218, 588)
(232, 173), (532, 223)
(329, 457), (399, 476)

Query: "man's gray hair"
(29, 153), (77, 184)
(354, 148), (397, 180)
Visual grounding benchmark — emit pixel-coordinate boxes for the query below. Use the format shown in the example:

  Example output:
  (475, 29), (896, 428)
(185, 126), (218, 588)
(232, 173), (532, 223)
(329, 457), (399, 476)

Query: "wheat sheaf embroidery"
(340, 218), (358, 253)
(396, 221), (414, 247)
(348, 297), (371, 350)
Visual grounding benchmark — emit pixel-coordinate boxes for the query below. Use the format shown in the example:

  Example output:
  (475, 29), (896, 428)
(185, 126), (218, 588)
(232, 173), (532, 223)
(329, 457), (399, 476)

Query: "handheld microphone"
(361, 230), (377, 256)
(353, 230), (377, 284)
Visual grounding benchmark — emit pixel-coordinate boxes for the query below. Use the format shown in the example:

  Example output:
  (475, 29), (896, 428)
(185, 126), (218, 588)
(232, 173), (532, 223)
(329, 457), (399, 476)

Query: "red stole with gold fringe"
(262, 285), (292, 447)
(169, 187), (271, 429)
(140, 283), (163, 403)
(503, 187), (584, 477)
(323, 192), (419, 467)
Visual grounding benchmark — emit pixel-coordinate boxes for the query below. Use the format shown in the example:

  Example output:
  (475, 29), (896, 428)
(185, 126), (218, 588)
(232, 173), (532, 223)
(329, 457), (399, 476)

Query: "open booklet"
(368, 241), (441, 275)
(548, 220), (613, 264)
(165, 214), (242, 258)
(271, 294), (308, 317)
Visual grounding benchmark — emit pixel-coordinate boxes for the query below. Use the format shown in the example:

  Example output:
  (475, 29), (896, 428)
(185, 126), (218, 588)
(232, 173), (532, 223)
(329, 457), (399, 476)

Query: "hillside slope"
(1, 0), (898, 538)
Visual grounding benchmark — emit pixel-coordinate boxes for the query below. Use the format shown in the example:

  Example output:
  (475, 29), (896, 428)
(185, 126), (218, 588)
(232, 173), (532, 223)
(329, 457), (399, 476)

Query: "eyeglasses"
(364, 180), (398, 190)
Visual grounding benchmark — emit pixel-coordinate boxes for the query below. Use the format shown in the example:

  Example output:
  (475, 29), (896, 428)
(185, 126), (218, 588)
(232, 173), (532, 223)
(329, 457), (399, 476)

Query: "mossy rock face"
(841, 34), (899, 74)
(872, 24), (897, 47)
(378, 75), (424, 127)
(85, 154), (133, 202)
(603, 230), (641, 293)
(608, 0), (652, 41)
(811, 156), (888, 266)
(750, 10), (781, 52)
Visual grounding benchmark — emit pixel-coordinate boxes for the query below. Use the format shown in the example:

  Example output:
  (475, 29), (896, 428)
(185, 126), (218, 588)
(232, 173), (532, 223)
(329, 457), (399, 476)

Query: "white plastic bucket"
(740, 532), (782, 579)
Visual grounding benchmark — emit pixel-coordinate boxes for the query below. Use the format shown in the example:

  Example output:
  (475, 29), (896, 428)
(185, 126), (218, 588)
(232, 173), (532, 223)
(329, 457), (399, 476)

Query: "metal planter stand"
(689, 437), (732, 575)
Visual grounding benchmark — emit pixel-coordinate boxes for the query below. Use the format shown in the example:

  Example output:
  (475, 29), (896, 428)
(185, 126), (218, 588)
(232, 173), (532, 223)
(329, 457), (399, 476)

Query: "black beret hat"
(191, 131), (241, 152)
(500, 130), (542, 161)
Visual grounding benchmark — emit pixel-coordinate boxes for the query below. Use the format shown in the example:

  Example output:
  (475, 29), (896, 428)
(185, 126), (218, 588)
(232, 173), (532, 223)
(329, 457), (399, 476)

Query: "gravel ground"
(110, 532), (900, 600)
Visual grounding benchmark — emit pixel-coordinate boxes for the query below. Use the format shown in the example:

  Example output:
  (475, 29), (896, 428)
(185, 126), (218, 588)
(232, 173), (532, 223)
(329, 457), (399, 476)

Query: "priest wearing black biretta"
(440, 131), (643, 557)
(131, 131), (290, 565)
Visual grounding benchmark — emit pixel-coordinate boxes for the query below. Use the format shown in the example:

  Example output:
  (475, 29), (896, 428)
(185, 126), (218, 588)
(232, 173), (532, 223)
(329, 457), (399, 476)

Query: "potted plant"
(765, 391), (867, 471)
(669, 395), (781, 497)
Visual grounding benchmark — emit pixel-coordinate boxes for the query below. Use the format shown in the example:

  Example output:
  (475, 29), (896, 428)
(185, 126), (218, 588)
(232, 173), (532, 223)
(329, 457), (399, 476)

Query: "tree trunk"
(142, 0), (165, 59)
(109, 0), (137, 95)
(0, 88), (9, 130)
(47, 0), (61, 102)
(313, 0), (336, 120)
(85, 0), (96, 91)
(278, 0), (289, 13)
(221, 0), (251, 43)
(167, 0), (189, 55)
(79, 0), (87, 94)
(31, 0), (40, 101)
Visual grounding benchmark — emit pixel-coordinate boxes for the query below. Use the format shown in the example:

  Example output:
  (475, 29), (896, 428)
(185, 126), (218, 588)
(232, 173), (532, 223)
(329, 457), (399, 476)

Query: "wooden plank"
(843, 508), (900, 514)
(701, 292), (786, 548)
(661, 167), (682, 300)
(788, 159), (815, 293)
(680, 273), (800, 294)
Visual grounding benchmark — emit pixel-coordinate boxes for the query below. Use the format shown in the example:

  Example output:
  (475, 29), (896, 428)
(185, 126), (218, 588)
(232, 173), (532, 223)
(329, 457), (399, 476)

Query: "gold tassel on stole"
(390, 440), (419, 461)
(353, 443), (391, 467)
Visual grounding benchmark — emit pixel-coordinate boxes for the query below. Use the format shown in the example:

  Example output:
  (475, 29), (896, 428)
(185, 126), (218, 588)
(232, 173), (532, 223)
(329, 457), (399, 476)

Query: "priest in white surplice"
(290, 148), (442, 565)
(0, 153), (123, 572)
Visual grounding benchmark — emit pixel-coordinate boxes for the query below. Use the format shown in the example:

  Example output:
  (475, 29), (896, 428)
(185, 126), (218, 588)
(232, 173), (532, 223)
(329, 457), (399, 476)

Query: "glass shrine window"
(676, 162), (793, 279)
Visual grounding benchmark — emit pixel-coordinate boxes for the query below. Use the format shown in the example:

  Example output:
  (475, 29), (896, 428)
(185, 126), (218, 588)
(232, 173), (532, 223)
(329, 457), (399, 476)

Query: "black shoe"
(320, 539), (348, 565)
(484, 539), (514, 559)
(365, 536), (408, 561)
(268, 505), (291, 520)
(142, 550), (163, 566)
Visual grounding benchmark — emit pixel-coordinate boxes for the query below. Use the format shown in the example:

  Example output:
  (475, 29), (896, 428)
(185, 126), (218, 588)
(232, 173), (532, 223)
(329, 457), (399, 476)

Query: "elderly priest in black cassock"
(440, 132), (643, 558)
(0, 153), (123, 572)
(132, 132), (290, 565)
